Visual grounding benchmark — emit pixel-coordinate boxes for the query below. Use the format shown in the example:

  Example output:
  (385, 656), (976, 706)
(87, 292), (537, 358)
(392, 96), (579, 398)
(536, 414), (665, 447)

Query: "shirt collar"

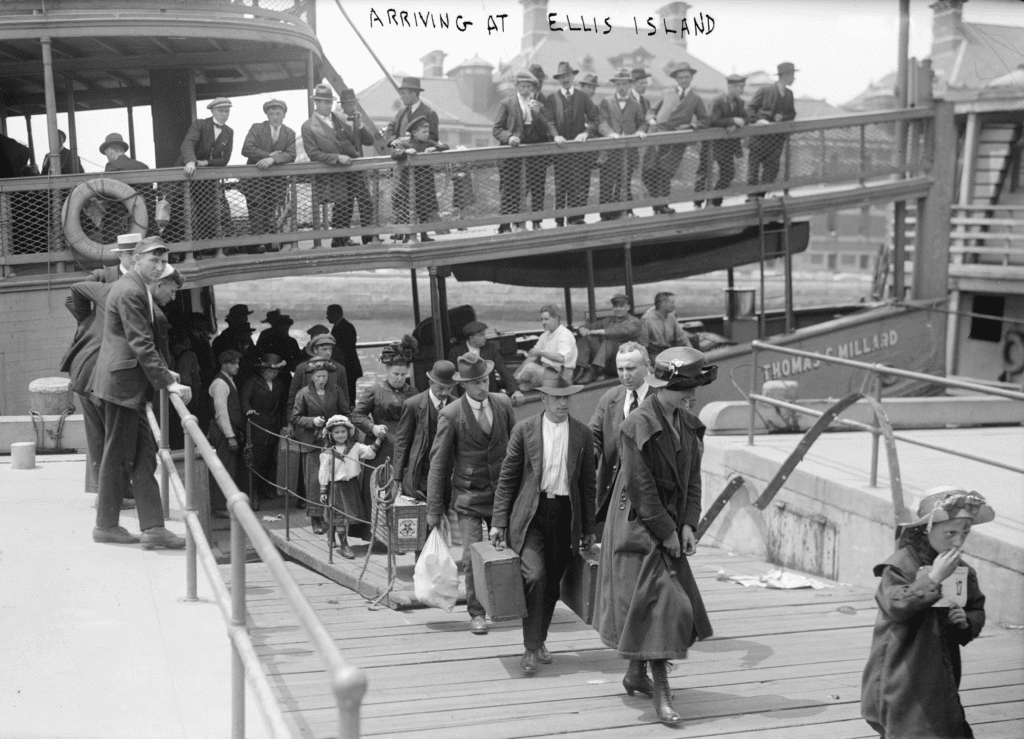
(428, 389), (444, 408)
(316, 112), (334, 125)
(676, 86), (688, 97)
(543, 413), (568, 427)
(561, 87), (575, 97)
(467, 395), (489, 411)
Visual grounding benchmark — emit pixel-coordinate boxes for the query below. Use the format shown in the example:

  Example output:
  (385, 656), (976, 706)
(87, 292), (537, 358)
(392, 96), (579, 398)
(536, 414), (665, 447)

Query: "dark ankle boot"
(336, 528), (355, 559)
(622, 660), (654, 697)
(311, 516), (325, 535)
(650, 660), (682, 725)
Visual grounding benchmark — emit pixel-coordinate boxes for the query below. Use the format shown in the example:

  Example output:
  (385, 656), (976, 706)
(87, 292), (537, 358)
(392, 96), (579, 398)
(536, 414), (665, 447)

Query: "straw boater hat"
(99, 132), (130, 156)
(648, 347), (718, 390)
(111, 232), (142, 253)
(257, 353), (286, 369)
(537, 367), (583, 396)
(262, 99), (287, 114)
(206, 97), (232, 110)
(426, 360), (457, 387)
(899, 487), (995, 532)
(552, 61), (579, 80)
(452, 353), (493, 382)
(310, 84), (336, 101)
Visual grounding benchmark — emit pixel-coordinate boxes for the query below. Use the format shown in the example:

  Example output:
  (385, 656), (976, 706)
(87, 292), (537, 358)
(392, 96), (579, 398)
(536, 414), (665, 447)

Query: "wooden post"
(958, 113), (979, 207)
(623, 242), (635, 310)
(428, 266), (444, 361)
(24, 115), (35, 167)
(585, 250), (597, 322)
(410, 269), (421, 325)
(65, 77), (79, 174)
(306, 51), (316, 119)
(127, 104), (136, 156)
(893, 200), (906, 299)
(783, 205), (794, 333)
(437, 268), (451, 351)
(563, 286), (573, 327)
(40, 38), (61, 176)
(914, 101), (955, 301)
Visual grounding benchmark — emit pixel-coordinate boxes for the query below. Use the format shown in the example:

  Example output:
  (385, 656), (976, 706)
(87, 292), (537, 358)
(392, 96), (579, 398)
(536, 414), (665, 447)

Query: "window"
(809, 254), (824, 265)
(827, 254), (837, 270)
(859, 254), (871, 270)
(840, 254), (857, 266)
(969, 295), (1005, 342)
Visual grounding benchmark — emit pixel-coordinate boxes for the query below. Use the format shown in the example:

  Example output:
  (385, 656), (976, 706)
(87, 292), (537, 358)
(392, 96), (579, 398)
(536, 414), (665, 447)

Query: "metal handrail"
(747, 341), (1024, 484)
(149, 389), (366, 739)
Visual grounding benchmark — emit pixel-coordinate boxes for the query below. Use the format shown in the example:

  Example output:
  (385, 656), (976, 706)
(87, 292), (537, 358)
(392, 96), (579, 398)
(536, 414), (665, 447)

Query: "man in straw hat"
(491, 367), (597, 675)
(593, 347), (716, 725)
(747, 62), (797, 198)
(90, 236), (191, 549)
(101, 132), (148, 173)
(493, 69), (551, 233)
(598, 67), (648, 220)
(240, 99), (296, 253)
(545, 61), (600, 226)
(428, 353), (517, 635)
(642, 62), (708, 214)
(385, 76), (439, 148)
(177, 97), (234, 244)
(90, 233), (140, 283)
(393, 359), (457, 502)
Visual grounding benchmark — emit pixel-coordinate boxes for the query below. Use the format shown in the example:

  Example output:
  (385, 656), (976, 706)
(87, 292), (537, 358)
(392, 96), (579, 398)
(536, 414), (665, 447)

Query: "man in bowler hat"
(747, 62), (797, 197)
(393, 360), (457, 501)
(101, 133), (148, 172)
(427, 353), (516, 635)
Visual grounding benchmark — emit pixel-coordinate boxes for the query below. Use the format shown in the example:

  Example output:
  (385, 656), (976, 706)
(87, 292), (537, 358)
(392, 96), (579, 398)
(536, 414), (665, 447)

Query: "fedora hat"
(397, 76), (424, 92)
(667, 62), (698, 79)
(648, 347), (717, 389)
(99, 132), (130, 155)
(528, 63), (547, 82)
(426, 360), (457, 386)
(206, 97), (232, 110)
(630, 68), (651, 81)
(898, 487), (995, 532)
(310, 84), (336, 101)
(452, 353), (494, 382)
(537, 367), (583, 396)
(610, 67), (633, 83)
(263, 99), (287, 114)
(258, 353), (286, 369)
(226, 304), (253, 322)
(552, 61), (579, 80)
(776, 62), (798, 76)
(580, 73), (599, 87)
(514, 69), (540, 87)
(338, 88), (359, 104)
(262, 309), (283, 324)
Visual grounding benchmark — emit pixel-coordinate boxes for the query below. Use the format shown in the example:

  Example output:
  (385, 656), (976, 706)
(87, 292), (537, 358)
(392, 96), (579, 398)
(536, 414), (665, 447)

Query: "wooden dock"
(227, 548), (1024, 738)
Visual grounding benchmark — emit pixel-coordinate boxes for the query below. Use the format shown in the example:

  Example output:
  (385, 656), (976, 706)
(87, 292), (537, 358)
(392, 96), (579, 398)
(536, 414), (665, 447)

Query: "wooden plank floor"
(224, 548), (1024, 738)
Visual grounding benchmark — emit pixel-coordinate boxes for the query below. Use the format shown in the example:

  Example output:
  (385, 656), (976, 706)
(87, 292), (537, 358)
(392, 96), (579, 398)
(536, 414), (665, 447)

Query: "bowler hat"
(397, 76), (424, 92)
(452, 353), (493, 382)
(111, 232), (142, 253)
(218, 349), (243, 365)
(206, 97), (232, 110)
(133, 236), (169, 256)
(514, 70), (540, 87)
(338, 88), (359, 104)
(610, 67), (633, 83)
(610, 293), (631, 306)
(648, 347), (717, 389)
(407, 115), (431, 133)
(226, 304), (254, 321)
(462, 320), (488, 338)
(258, 353), (286, 369)
(262, 309), (283, 324)
(898, 487), (995, 532)
(310, 84), (336, 101)
(99, 132), (130, 155)
(426, 360), (457, 386)
(536, 367), (583, 396)
(263, 99), (287, 114)
(667, 62), (698, 79)
(306, 358), (337, 373)
(552, 61), (579, 80)
(630, 68), (651, 81)
(529, 64), (547, 82)
(726, 74), (748, 84)
(776, 62), (798, 76)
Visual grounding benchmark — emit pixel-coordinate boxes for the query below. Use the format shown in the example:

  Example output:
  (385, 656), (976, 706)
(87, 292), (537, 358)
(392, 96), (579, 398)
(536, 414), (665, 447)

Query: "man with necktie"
(177, 98), (235, 246)
(545, 61), (600, 226)
(747, 62), (798, 198)
(493, 70), (551, 233)
(642, 63), (708, 214)
(599, 68), (648, 220)
(240, 99), (296, 252)
(384, 77), (440, 149)
(697, 74), (750, 207)
(393, 360), (457, 502)
(427, 353), (516, 635)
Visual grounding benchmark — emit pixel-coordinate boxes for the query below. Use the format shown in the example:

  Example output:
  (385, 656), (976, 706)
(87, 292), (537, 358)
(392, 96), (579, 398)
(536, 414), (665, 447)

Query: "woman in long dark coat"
(350, 336), (418, 538)
(593, 347), (716, 725)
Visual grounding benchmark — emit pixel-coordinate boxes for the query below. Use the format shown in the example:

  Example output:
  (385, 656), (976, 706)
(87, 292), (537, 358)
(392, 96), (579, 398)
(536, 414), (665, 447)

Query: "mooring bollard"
(10, 441), (36, 469)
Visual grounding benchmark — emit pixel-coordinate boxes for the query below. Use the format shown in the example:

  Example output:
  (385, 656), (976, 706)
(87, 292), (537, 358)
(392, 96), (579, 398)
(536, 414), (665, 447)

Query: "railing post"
(407, 161), (418, 243)
(0, 192), (11, 278)
(869, 372), (883, 487)
(748, 343), (759, 446)
(327, 451), (335, 564)
(184, 426), (198, 602)
(160, 389), (170, 518)
(284, 433), (291, 540)
(230, 508), (247, 739)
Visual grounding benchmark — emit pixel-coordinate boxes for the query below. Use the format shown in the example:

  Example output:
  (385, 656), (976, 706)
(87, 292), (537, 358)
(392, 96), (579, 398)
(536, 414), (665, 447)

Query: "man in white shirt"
(491, 368), (597, 675)
(641, 292), (691, 357)
(515, 303), (578, 390)
(208, 349), (243, 518)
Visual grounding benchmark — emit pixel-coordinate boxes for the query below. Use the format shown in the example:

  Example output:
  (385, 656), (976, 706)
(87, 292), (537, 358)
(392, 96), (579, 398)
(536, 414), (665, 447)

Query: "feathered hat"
(380, 335), (418, 366)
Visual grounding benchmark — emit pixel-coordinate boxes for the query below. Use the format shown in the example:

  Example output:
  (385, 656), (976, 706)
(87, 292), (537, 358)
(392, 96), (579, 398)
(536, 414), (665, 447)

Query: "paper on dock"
(717, 568), (834, 590)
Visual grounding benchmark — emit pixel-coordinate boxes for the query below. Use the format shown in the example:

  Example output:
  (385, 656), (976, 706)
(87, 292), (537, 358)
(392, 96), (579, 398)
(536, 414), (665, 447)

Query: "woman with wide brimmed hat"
(240, 352), (290, 507)
(593, 347), (716, 725)
(318, 414), (381, 558)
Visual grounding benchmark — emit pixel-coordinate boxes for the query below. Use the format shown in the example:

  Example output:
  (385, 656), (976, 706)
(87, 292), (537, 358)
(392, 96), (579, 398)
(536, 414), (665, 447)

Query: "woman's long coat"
(593, 394), (713, 660)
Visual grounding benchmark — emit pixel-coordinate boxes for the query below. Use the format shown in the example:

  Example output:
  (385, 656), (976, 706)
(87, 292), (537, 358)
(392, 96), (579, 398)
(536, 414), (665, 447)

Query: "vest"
(209, 373), (243, 444)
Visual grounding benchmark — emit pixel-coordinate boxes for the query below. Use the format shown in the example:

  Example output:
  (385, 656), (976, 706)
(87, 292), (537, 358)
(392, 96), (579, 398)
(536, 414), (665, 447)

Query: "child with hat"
(861, 487), (994, 739)
(318, 415), (381, 558)
(390, 116), (449, 243)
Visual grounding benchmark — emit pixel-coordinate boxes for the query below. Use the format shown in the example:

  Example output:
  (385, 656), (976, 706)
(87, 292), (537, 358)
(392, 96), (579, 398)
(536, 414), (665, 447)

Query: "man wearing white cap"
(90, 233), (140, 283)
(177, 98), (234, 243)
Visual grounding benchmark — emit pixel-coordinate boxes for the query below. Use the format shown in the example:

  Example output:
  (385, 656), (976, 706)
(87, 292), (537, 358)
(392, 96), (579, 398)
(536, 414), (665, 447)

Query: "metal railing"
(949, 204), (1024, 267)
(747, 340), (1024, 483)
(146, 388), (365, 739)
(0, 108), (933, 275)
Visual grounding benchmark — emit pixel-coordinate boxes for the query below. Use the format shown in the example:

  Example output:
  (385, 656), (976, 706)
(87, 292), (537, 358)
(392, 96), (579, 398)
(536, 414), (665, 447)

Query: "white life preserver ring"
(62, 177), (148, 262)
(1003, 330), (1024, 375)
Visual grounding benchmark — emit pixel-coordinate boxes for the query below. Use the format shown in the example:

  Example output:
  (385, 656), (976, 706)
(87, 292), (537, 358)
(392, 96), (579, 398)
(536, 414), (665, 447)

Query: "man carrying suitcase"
(490, 368), (597, 674)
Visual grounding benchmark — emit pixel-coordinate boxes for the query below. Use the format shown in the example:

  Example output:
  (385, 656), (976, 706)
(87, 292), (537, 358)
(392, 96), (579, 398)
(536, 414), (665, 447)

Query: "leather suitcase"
(560, 547), (600, 624)
(470, 541), (528, 621)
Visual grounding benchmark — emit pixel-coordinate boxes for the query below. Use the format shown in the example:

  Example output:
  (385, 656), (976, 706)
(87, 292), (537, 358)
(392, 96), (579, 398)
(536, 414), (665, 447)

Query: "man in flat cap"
(448, 320), (524, 405)
(747, 63), (797, 198)
(599, 68), (648, 220)
(545, 61), (600, 226)
(697, 74), (749, 207)
(574, 293), (644, 384)
(90, 236), (191, 549)
(493, 69), (551, 233)
(241, 99), (296, 253)
(491, 368), (596, 675)
(393, 359), (457, 502)
(384, 76), (440, 149)
(642, 62), (708, 213)
(177, 98), (234, 245)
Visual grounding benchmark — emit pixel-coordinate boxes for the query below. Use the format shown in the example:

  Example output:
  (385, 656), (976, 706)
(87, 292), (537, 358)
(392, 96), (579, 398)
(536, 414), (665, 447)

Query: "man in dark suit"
(98, 134), (151, 243)
(101, 132), (148, 172)
(491, 368), (596, 674)
(393, 360), (456, 501)
(697, 74), (750, 207)
(178, 98), (234, 243)
(448, 320), (524, 405)
(212, 303), (259, 382)
(326, 303), (362, 405)
(599, 68), (648, 220)
(88, 233), (138, 283)
(384, 76), (439, 148)
(240, 99), (296, 253)
(545, 61), (600, 226)
(642, 63), (709, 213)
(493, 70), (550, 234)
(90, 237), (191, 548)
(588, 342), (653, 527)
(41, 130), (82, 175)
(427, 353), (517, 635)
(747, 62), (798, 197)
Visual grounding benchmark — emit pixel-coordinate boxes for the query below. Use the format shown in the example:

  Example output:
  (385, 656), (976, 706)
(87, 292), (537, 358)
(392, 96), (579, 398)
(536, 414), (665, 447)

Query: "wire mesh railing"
(0, 108), (933, 272)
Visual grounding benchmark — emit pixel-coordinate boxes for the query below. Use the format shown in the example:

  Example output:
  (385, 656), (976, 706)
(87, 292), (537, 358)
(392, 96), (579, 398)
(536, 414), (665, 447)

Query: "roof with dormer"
(356, 72), (493, 128)
(943, 21), (1024, 89)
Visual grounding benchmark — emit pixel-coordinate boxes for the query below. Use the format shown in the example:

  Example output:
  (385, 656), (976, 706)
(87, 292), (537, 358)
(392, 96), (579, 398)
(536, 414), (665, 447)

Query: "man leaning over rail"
(89, 237), (191, 549)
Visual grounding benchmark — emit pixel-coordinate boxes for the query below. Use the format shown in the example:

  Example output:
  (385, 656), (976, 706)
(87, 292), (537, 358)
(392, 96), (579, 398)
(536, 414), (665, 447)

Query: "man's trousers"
(458, 513), (492, 619)
(96, 400), (164, 531)
(520, 496), (573, 650)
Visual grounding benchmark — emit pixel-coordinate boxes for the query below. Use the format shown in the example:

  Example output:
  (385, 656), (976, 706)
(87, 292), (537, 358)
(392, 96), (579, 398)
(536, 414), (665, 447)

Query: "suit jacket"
(240, 374), (290, 446)
(331, 317), (363, 383)
(492, 94), (550, 145)
(448, 341), (519, 396)
(90, 269), (176, 410)
(105, 154), (149, 172)
(61, 281), (111, 396)
(241, 121), (297, 165)
(492, 413), (596, 555)
(649, 87), (709, 132)
(42, 147), (82, 175)
(89, 264), (125, 283)
(599, 95), (648, 137)
(427, 392), (515, 518)
(177, 117), (233, 167)
(393, 389), (447, 497)
(746, 84), (796, 124)
(386, 101), (439, 145)
(290, 383), (347, 448)
(589, 384), (627, 517)
(545, 88), (600, 139)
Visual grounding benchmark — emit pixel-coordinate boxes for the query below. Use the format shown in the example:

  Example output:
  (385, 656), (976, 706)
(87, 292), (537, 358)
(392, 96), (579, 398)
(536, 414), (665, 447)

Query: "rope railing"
(150, 389), (366, 739)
